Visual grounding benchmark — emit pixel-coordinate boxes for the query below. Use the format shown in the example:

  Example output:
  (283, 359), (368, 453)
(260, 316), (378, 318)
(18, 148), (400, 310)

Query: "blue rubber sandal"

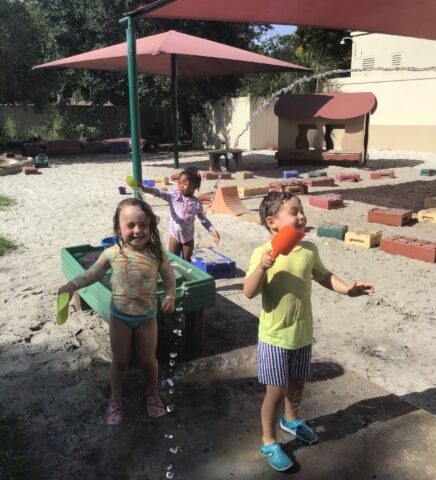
(260, 443), (293, 471)
(280, 417), (319, 444)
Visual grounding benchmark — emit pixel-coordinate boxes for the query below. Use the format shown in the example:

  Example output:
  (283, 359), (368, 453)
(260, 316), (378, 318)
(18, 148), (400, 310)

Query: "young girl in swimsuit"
(58, 198), (176, 424)
(138, 166), (220, 262)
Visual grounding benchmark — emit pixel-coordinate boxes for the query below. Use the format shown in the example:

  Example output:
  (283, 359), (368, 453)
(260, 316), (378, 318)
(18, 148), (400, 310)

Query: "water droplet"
(176, 306), (183, 312)
(165, 434), (174, 439)
(170, 352), (178, 359)
(169, 446), (178, 454)
(172, 329), (182, 337)
(167, 378), (175, 387)
(166, 472), (174, 479)
(169, 359), (176, 367)
(167, 404), (176, 413)
(167, 464), (173, 471)
(169, 388), (174, 394)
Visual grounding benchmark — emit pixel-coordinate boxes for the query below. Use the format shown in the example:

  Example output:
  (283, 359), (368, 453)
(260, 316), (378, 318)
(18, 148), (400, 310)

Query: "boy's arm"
(243, 251), (275, 299)
(318, 273), (374, 296)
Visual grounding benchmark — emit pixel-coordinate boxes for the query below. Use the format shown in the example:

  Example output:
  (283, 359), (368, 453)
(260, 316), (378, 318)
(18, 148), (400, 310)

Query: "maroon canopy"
(34, 30), (309, 76)
(146, 0), (436, 41)
(274, 92), (378, 121)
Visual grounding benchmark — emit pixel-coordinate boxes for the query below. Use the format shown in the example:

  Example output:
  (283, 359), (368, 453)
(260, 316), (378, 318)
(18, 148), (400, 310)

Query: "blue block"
(191, 249), (236, 279)
(283, 170), (300, 179)
(142, 179), (155, 187)
(101, 236), (118, 249)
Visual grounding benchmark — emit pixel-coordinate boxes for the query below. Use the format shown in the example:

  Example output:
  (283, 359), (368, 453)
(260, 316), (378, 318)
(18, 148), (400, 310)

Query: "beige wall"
(192, 96), (278, 150)
(338, 32), (436, 152)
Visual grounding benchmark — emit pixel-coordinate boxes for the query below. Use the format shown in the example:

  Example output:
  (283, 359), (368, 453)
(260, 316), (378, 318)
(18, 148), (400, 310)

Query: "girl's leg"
(134, 318), (159, 396)
(261, 384), (287, 445)
(168, 235), (182, 257)
(109, 316), (133, 401)
(284, 379), (305, 422)
(181, 239), (195, 263)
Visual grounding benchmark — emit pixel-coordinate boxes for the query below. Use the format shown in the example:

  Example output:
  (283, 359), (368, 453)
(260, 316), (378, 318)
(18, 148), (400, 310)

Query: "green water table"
(61, 244), (216, 355)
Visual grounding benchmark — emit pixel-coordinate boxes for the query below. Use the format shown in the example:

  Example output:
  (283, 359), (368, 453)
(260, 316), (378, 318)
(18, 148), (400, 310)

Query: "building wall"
(338, 33), (436, 152)
(192, 96), (278, 150)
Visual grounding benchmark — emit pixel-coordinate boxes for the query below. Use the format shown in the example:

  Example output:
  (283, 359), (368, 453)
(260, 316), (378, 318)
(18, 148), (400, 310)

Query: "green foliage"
(0, 234), (18, 256)
(243, 27), (351, 100)
(0, 195), (15, 210)
(0, 411), (30, 479)
(76, 122), (102, 141)
(0, 0), (54, 107)
(1, 117), (22, 142)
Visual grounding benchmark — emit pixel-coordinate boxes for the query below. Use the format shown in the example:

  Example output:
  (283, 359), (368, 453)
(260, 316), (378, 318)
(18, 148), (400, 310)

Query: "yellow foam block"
(237, 185), (269, 197)
(344, 230), (382, 248)
(153, 176), (169, 185)
(418, 208), (436, 223)
(234, 171), (254, 180)
(424, 197), (436, 209)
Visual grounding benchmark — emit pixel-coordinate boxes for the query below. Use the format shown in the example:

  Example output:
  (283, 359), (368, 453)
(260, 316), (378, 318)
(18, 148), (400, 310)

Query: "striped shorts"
(257, 339), (312, 386)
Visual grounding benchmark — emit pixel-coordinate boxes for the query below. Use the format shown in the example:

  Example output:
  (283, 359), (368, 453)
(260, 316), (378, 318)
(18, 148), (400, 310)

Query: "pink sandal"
(146, 395), (167, 418)
(105, 399), (125, 425)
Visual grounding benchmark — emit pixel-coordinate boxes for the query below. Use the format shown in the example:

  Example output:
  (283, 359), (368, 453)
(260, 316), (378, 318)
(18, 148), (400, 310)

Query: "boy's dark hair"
(259, 190), (297, 231)
(113, 198), (163, 262)
(180, 166), (201, 191)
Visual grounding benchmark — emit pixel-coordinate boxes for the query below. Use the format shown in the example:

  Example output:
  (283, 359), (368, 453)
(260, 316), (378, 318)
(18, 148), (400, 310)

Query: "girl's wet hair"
(180, 166), (201, 191)
(259, 191), (298, 231)
(113, 198), (163, 262)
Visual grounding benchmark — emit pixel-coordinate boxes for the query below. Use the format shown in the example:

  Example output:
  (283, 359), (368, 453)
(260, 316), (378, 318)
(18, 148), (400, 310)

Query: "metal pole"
(126, 16), (142, 196)
(171, 54), (179, 169)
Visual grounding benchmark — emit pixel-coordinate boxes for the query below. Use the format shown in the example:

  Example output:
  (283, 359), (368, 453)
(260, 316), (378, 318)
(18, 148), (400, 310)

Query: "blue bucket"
(101, 236), (118, 249)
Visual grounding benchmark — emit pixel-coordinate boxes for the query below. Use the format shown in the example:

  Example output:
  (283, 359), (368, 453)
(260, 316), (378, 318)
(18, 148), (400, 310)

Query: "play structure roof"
(145, 0), (436, 41)
(274, 92), (378, 121)
(34, 30), (309, 76)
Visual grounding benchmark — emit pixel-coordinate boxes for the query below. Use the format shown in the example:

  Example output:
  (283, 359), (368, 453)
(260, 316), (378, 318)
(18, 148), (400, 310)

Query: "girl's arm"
(243, 251), (275, 299)
(318, 273), (374, 296)
(58, 251), (111, 299)
(138, 184), (172, 202)
(159, 253), (177, 313)
(196, 202), (220, 243)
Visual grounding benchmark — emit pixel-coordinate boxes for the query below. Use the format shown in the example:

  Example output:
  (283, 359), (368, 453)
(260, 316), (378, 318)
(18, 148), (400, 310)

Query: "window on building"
(362, 56), (375, 69)
(392, 52), (402, 67)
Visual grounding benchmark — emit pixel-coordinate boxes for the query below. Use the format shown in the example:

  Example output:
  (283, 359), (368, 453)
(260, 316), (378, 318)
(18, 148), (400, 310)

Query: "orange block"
(208, 186), (250, 216)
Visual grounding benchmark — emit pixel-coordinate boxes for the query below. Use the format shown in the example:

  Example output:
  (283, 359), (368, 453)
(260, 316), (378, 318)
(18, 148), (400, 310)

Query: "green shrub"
(0, 195), (15, 210)
(1, 117), (22, 142)
(0, 235), (18, 256)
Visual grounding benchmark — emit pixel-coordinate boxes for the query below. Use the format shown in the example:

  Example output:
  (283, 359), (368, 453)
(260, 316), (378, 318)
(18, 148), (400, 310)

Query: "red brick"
(335, 173), (361, 182)
(22, 167), (39, 175)
(380, 235), (436, 263)
(309, 194), (344, 210)
(370, 170), (395, 179)
(367, 207), (413, 227)
(302, 177), (335, 187)
(268, 180), (308, 195)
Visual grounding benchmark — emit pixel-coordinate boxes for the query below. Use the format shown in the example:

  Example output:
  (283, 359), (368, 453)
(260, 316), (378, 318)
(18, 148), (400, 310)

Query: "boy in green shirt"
(244, 191), (373, 471)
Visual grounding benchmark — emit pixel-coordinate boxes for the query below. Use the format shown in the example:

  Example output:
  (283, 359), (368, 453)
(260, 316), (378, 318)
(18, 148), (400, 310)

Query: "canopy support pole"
(171, 54), (179, 169)
(119, 0), (177, 187)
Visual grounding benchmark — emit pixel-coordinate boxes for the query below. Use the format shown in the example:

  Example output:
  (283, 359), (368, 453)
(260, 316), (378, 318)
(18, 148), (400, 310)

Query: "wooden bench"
(208, 149), (243, 171)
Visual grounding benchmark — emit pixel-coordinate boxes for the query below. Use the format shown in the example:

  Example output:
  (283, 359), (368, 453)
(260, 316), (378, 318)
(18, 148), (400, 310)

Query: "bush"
(0, 235), (18, 256)
(0, 195), (15, 210)
(1, 117), (23, 143)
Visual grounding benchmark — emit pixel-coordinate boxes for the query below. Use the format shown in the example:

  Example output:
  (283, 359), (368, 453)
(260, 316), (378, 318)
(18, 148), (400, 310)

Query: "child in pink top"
(139, 166), (220, 262)
(58, 198), (176, 425)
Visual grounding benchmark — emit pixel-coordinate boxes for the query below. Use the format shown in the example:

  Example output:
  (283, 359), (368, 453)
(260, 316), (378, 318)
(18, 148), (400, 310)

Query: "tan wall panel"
(369, 125), (436, 152)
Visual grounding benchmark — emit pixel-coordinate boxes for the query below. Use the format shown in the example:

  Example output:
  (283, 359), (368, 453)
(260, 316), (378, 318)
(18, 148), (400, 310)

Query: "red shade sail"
(274, 93), (378, 121)
(34, 30), (309, 76)
(146, 0), (436, 41)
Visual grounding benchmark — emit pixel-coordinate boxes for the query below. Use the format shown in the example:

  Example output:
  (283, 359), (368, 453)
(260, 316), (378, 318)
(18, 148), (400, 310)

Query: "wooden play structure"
(274, 92), (377, 167)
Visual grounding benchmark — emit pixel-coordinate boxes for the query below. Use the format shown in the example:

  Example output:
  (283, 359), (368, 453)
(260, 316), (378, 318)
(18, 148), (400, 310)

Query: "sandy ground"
(0, 148), (435, 478)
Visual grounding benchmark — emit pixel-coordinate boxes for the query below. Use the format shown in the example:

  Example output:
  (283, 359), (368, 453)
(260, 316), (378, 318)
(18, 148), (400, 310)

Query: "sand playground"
(0, 148), (435, 479)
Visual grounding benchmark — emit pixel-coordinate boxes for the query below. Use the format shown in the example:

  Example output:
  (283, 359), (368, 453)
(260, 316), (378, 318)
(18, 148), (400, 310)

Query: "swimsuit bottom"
(110, 302), (157, 328)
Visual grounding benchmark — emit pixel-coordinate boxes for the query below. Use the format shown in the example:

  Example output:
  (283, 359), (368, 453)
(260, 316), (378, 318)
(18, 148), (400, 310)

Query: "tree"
(0, 0), (53, 107)
(242, 27), (351, 99)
